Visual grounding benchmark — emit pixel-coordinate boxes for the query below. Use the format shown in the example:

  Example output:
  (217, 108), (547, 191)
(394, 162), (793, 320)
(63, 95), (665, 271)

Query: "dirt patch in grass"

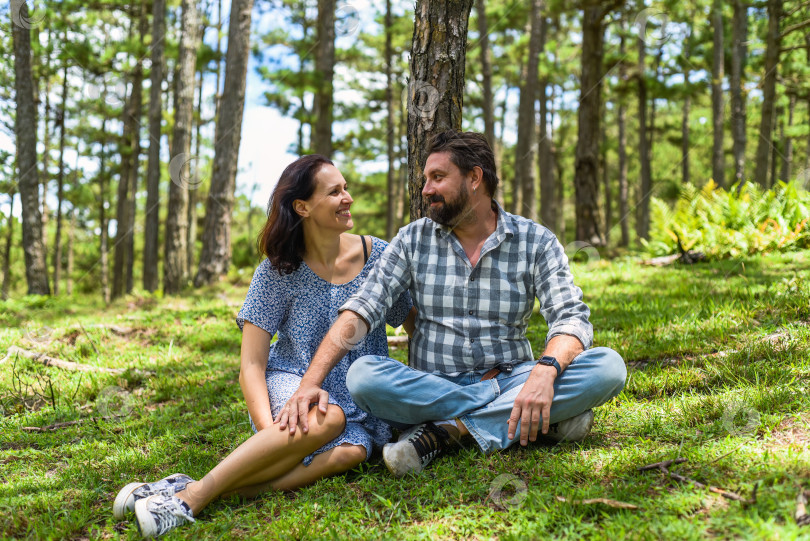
(767, 413), (810, 452)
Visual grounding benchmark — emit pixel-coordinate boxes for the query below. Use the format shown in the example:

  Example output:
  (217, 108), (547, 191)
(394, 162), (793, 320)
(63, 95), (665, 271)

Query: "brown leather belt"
(481, 367), (500, 381)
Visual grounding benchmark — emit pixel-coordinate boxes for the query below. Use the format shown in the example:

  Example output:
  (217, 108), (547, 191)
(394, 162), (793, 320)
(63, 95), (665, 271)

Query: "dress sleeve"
(235, 259), (287, 337)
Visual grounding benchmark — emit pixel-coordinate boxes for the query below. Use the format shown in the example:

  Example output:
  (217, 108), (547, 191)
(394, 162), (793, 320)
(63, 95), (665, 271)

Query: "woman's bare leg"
(229, 443), (367, 498)
(175, 405), (345, 515)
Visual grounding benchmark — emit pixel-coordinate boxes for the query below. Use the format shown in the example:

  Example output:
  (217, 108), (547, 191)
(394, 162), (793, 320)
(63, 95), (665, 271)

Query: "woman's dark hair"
(258, 155), (334, 274)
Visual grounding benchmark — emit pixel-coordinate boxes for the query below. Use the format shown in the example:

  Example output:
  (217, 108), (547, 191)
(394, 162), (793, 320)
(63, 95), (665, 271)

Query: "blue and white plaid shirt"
(341, 203), (593, 374)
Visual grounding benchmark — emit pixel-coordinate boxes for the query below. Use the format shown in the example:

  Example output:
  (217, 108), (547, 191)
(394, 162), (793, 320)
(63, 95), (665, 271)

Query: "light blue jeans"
(346, 347), (627, 454)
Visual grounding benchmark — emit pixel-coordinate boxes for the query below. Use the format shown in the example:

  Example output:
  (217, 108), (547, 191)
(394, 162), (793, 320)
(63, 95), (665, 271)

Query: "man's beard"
(426, 183), (470, 226)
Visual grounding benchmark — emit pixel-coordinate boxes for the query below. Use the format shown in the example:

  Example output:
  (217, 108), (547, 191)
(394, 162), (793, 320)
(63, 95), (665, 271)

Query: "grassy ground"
(1, 250), (809, 540)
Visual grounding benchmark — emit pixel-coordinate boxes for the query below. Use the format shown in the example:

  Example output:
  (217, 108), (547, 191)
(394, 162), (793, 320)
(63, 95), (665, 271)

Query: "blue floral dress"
(236, 236), (412, 465)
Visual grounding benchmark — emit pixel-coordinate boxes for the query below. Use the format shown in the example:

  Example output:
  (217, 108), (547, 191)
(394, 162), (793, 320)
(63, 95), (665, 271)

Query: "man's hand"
(275, 382), (330, 435)
(507, 364), (557, 445)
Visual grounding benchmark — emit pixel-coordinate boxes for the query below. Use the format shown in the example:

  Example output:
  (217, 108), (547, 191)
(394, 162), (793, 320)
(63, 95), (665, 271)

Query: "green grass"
(2, 251), (809, 539)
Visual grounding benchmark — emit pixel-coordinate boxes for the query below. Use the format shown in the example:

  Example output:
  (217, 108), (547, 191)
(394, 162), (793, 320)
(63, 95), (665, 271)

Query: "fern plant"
(644, 181), (810, 259)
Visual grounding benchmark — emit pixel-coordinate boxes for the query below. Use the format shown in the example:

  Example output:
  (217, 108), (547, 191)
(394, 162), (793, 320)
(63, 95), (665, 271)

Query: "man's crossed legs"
(346, 347), (627, 476)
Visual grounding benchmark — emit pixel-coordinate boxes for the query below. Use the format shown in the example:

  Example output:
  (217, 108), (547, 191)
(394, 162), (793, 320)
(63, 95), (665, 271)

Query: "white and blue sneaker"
(135, 494), (195, 538)
(113, 473), (194, 520)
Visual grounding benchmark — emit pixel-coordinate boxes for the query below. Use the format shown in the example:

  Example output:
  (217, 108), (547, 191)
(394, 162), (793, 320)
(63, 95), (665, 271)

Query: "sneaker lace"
(154, 497), (196, 535)
(407, 423), (450, 466)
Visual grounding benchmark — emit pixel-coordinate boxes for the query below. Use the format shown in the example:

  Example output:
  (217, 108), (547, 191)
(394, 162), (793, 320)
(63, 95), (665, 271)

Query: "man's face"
(423, 152), (471, 226)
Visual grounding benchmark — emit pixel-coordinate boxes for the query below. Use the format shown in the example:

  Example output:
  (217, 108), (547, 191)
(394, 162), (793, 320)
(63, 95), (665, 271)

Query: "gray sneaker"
(135, 494), (195, 538)
(545, 409), (595, 443)
(382, 422), (452, 478)
(113, 473), (194, 520)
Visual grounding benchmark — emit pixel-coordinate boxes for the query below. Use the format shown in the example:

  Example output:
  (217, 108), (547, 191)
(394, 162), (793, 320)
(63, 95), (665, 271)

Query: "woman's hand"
(275, 383), (330, 435)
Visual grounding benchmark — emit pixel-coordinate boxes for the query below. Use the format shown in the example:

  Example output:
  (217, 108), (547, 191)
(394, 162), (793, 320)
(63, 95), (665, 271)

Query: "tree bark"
(771, 105), (781, 187)
(636, 33), (652, 241)
(573, 0), (615, 245)
(753, 0), (782, 188)
(731, 0), (748, 186)
(143, 0), (166, 292)
(188, 68), (205, 271)
(711, 0), (725, 188)
(538, 17), (556, 234)
(11, 2), (50, 295)
(1, 191), (15, 300)
(66, 209), (75, 296)
(114, 5), (147, 298)
(164, 0), (200, 294)
(475, 0), (496, 154)
(53, 58), (68, 296)
(515, 0), (543, 221)
(100, 115), (110, 304)
(385, 0), (396, 239)
(313, 0), (335, 157)
(615, 20), (628, 247)
(780, 92), (795, 183)
(194, 0), (254, 287)
(407, 0), (474, 220)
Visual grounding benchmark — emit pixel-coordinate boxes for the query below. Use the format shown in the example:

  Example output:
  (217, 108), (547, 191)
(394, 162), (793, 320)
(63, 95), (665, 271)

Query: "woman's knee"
(308, 404), (346, 442)
(330, 444), (367, 472)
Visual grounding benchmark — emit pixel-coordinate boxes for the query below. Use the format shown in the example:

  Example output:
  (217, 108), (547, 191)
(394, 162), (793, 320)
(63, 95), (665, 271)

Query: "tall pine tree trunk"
(1, 191), (15, 300)
(515, 0), (543, 221)
(407, 0), (474, 220)
(66, 209), (75, 296)
(753, 0), (782, 188)
(143, 0), (166, 292)
(114, 6), (147, 298)
(475, 0), (496, 154)
(636, 33), (652, 241)
(195, 0), (254, 286)
(780, 93), (795, 183)
(538, 15), (556, 234)
(188, 59), (206, 271)
(711, 0), (725, 188)
(100, 116), (111, 304)
(164, 0), (200, 294)
(11, 2), (49, 295)
(53, 60), (68, 295)
(385, 0), (396, 239)
(731, 0), (748, 186)
(313, 0), (335, 157)
(573, 0), (615, 245)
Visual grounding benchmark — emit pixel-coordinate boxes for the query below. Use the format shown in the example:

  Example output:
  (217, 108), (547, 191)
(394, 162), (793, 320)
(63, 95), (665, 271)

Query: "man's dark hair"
(426, 131), (499, 197)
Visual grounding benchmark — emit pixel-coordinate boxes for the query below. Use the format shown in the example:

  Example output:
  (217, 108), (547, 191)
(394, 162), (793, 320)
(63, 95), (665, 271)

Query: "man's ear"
(293, 199), (309, 218)
(470, 166), (484, 192)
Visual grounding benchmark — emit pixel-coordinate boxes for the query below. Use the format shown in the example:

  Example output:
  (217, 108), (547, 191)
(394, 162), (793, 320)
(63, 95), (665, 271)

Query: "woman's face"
(298, 164), (354, 232)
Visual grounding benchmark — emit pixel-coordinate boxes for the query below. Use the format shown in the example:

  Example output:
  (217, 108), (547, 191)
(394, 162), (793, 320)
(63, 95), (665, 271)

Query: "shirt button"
(468, 310), (474, 315)
(470, 338), (475, 343)
(470, 277), (475, 281)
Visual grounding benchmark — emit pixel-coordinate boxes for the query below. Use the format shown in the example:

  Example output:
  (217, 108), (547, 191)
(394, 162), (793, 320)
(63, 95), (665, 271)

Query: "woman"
(113, 155), (413, 537)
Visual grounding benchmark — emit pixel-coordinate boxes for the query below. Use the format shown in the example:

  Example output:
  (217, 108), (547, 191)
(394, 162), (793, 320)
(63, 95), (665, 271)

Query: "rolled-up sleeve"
(340, 233), (413, 333)
(534, 235), (593, 350)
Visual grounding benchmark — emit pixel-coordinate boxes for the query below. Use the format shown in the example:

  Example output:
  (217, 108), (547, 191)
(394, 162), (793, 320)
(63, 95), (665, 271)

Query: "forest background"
(2, 0), (810, 300)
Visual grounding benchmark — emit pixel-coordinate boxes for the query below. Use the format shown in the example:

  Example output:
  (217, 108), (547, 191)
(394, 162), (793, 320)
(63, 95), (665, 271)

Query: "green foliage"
(644, 181), (810, 259)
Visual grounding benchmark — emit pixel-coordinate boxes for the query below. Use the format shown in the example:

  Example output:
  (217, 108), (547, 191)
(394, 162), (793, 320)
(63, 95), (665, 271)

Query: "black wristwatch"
(537, 355), (562, 377)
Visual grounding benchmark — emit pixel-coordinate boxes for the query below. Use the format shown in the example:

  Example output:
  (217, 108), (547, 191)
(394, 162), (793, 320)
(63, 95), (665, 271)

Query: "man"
(277, 131), (626, 477)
